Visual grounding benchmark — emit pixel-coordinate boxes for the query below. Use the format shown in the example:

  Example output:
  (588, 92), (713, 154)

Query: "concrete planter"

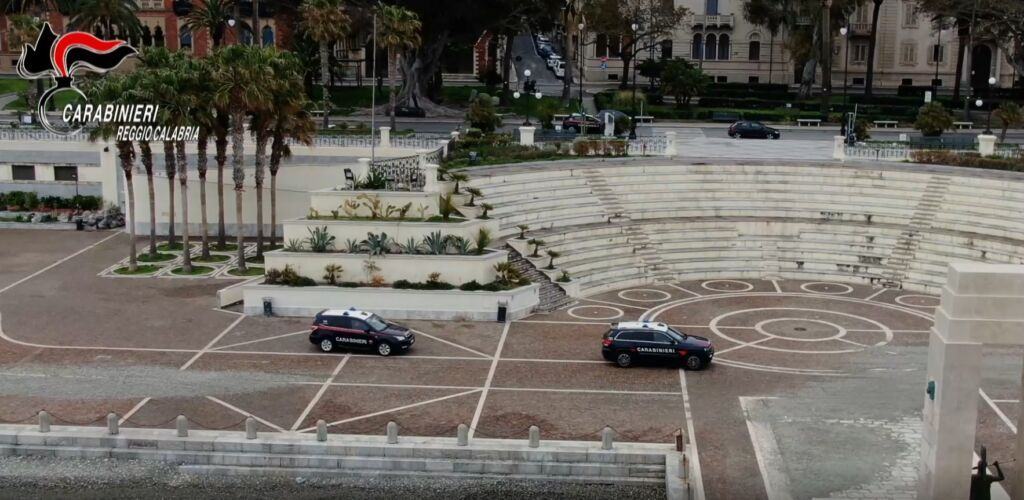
(309, 189), (439, 218)
(283, 217), (500, 248)
(264, 249), (507, 285)
(457, 204), (484, 219)
(437, 180), (455, 195)
(556, 279), (580, 297)
(243, 282), (540, 320)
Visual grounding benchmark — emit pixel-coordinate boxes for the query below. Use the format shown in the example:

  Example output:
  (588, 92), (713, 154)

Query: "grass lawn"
(114, 264), (163, 275)
(245, 255), (265, 264)
(157, 242), (195, 252)
(3, 92), (85, 111)
(169, 265), (214, 276)
(0, 78), (28, 95)
(138, 252), (176, 263)
(445, 142), (572, 169)
(227, 266), (265, 277)
(210, 243), (239, 252)
(193, 254), (230, 264)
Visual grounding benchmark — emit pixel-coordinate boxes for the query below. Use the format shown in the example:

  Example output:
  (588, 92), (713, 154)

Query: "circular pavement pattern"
(567, 305), (624, 321)
(701, 280), (754, 292)
(894, 294), (940, 308)
(617, 288), (673, 302)
(800, 282), (855, 295)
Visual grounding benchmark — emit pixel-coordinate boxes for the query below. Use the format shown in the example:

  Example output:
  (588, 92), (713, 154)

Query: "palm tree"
(376, 3), (422, 130)
(299, 0), (350, 129)
(248, 50), (279, 260)
(863, 0), (883, 97)
(69, 0), (142, 39)
(82, 74), (138, 271)
(7, 15), (42, 116)
(267, 52), (315, 247)
(183, 0), (235, 49)
(188, 56), (216, 259)
(132, 48), (173, 255)
(214, 105), (230, 249)
(162, 55), (198, 272)
(213, 45), (273, 272)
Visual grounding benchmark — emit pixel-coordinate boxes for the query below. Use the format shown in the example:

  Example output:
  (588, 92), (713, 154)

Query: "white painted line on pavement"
(211, 330), (309, 351)
(206, 396), (286, 432)
(0, 231), (120, 295)
(300, 389), (481, 433)
(291, 355), (350, 431)
(293, 381), (479, 391)
(210, 350), (489, 361)
(864, 288), (888, 301)
(501, 357), (607, 364)
(666, 283), (702, 296)
(981, 388), (1017, 433)
(739, 396), (792, 500)
(491, 387), (682, 396)
(119, 397), (152, 425)
(179, 314), (246, 371)
(577, 297), (648, 310)
(771, 280), (782, 293)
(408, 328), (492, 359)
(680, 369), (705, 500)
(0, 313), (198, 353)
(469, 320), (511, 439)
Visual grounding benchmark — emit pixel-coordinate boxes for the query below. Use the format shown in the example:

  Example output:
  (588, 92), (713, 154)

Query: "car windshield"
(667, 327), (688, 340)
(365, 314), (388, 331)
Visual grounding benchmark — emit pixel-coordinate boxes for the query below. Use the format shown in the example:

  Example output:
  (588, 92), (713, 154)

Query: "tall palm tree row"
(299, 0), (350, 129)
(183, 0), (235, 49)
(268, 52), (316, 248)
(375, 3), (422, 130)
(69, 0), (141, 38)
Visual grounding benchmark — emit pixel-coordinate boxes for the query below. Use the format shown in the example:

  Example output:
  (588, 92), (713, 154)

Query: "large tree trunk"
(119, 142), (137, 272)
(163, 141), (176, 247)
(139, 141), (157, 257)
(197, 131), (210, 259)
(231, 112), (247, 272)
(501, 30), (515, 105)
(215, 114), (228, 248)
(863, 0), (882, 97)
(388, 47), (397, 130)
(269, 131), (285, 247)
(619, 49), (633, 90)
(953, 23), (969, 101)
(176, 141), (191, 273)
(321, 41), (330, 129)
(253, 132), (268, 259)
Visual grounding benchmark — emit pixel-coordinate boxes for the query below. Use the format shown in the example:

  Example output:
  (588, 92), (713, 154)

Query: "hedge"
(0, 191), (102, 211)
(910, 150), (1024, 172)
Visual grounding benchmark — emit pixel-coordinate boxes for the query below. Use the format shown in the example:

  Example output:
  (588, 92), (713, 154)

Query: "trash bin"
(262, 298), (273, 317)
(497, 300), (508, 323)
(75, 218), (84, 231)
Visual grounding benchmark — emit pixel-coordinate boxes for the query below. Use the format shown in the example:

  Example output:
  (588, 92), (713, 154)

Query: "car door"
(645, 332), (679, 361)
(737, 122), (753, 138)
(320, 316), (353, 346)
(346, 318), (375, 350)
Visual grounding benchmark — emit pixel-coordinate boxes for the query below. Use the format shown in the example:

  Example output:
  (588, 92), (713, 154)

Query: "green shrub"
(914, 102), (954, 137)
(467, 97), (502, 133)
(910, 150), (1024, 171)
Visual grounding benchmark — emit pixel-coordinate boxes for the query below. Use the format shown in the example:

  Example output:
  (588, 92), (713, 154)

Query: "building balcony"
(172, 0), (192, 16)
(692, 14), (735, 29)
(850, 22), (873, 36)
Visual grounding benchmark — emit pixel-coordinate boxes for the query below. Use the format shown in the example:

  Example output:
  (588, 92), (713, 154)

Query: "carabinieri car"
(309, 308), (415, 356)
(601, 321), (714, 369)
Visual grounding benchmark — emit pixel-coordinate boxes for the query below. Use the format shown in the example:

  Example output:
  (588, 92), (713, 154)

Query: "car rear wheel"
(319, 339), (334, 352)
(615, 352), (633, 368)
(684, 355), (704, 370)
(377, 342), (393, 356)
(772, 134), (780, 140)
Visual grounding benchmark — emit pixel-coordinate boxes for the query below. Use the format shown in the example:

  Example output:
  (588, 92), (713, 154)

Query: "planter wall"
(283, 218), (500, 248)
(264, 249), (507, 285)
(243, 283), (540, 321)
(309, 189), (439, 218)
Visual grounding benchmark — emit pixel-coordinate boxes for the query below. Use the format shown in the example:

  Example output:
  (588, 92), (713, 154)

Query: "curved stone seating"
(470, 162), (1024, 295)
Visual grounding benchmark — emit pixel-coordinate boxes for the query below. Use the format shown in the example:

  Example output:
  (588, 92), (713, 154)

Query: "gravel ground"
(0, 456), (664, 499)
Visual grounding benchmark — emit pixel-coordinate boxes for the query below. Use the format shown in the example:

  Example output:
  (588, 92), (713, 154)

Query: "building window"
(899, 43), (917, 65)
(902, 3), (918, 27)
(852, 77), (865, 86)
(706, 0), (718, 15)
(12, 165), (35, 180)
(660, 39), (673, 59)
(749, 40), (761, 61)
(262, 25), (275, 47)
(705, 34), (717, 60)
(716, 75), (727, 83)
(901, 78), (914, 86)
(179, 27), (192, 51)
(153, 26), (164, 47)
(749, 76), (760, 83)
(608, 35), (621, 57)
(54, 166), (78, 181)
(929, 44), (945, 64)
(718, 34), (730, 61)
(852, 42), (869, 63)
(596, 34), (608, 58)
(692, 34), (703, 60)
(141, 25), (153, 47)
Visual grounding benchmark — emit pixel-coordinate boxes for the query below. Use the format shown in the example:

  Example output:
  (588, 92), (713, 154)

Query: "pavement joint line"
(679, 369), (705, 500)
(576, 297), (649, 310)
(490, 387), (683, 396)
(500, 358), (607, 364)
(293, 381), (480, 391)
(211, 307), (246, 317)
(665, 283), (703, 297)
(469, 321), (512, 440)
(298, 389), (482, 433)
(739, 396), (792, 500)
(210, 330), (310, 351)
(118, 397), (152, 425)
(407, 328), (493, 359)
(208, 350), (491, 361)
(515, 320), (613, 326)
(864, 288), (889, 301)
(206, 396), (286, 433)
(179, 314), (247, 371)
(291, 355), (350, 431)
(713, 337), (772, 356)
(992, 399), (1021, 403)
(980, 388), (1017, 434)
(0, 313), (200, 353)
(0, 231), (120, 296)
(713, 357), (847, 376)
(770, 279), (782, 293)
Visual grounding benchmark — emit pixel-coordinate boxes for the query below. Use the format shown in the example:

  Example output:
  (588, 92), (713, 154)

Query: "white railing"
(845, 144), (910, 161)
(628, 135), (669, 156)
(0, 128), (89, 142)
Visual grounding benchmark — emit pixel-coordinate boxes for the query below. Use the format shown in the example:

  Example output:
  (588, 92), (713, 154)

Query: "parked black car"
(601, 322), (714, 369)
(728, 121), (781, 139)
(309, 308), (415, 356)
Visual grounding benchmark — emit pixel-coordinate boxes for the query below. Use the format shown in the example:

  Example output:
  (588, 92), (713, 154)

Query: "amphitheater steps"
(581, 169), (627, 217)
(882, 175), (952, 288)
(508, 247), (576, 312)
(762, 240), (781, 280)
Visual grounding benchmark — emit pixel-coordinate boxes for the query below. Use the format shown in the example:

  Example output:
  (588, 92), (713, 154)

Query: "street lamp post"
(840, 26), (850, 109)
(514, 90), (543, 126)
(578, 23), (585, 113)
(629, 22), (639, 140)
(982, 76), (997, 134)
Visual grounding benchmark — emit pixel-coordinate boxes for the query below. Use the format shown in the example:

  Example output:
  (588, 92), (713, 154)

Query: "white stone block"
(977, 134), (996, 156)
(518, 126), (536, 146)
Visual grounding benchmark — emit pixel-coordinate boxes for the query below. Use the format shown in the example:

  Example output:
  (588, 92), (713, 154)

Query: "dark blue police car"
(310, 308), (415, 356)
(602, 321), (714, 369)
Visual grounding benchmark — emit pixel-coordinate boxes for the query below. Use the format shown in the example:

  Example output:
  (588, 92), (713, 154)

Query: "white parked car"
(546, 54), (562, 69)
(553, 60), (565, 78)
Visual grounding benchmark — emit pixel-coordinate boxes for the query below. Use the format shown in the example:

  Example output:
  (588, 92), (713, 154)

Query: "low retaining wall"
(264, 250), (506, 285)
(242, 283), (540, 321)
(309, 189), (440, 218)
(283, 218), (500, 249)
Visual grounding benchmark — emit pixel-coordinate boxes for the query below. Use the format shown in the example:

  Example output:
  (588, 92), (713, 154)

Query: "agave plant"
(284, 238), (305, 252)
(438, 194), (455, 222)
(357, 170), (388, 190)
(305, 226), (336, 253)
(345, 238), (361, 253)
(448, 235), (472, 255)
(423, 231), (449, 255)
(361, 232), (393, 256)
(397, 237), (422, 255)
(494, 261), (523, 284)
(473, 227), (492, 255)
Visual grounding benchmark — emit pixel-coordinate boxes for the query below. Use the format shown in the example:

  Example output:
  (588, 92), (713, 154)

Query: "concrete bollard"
(664, 131), (678, 157)
(457, 424), (469, 446)
(176, 415), (188, 437)
(379, 126), (392, 148)
(528, 425), (540, 448)
(386, 421), (399, 444)
(245, 417), (257, 440)
(978, 134), (997, 156)
(601, 426), (614, 450)
(316, 420), (328, 442)
(833, 136), (846, 160)
(518, 126), (536, 146)
(107, 413), (119, 435)
(38, 411), (50, 433)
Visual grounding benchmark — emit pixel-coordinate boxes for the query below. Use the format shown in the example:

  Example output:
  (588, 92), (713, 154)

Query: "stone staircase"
(581, 169), (674, 283)
(882, 175), (952, 288)
(508, 247), (576, 312)
(761, 240), (780, 280)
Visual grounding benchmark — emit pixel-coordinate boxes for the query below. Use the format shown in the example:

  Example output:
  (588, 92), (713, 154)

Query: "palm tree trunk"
(864, 0), (883, 97)
(139, 141), (157, 256)
(216, 113), (229, 248)
(320, 42), (330, 129)
(197, 133), (210, 259)
(176, 141), (191, 273)
(388, 48), (397, 130)
(254, 134), (268, 259)
(163, 141), (176, 248)
(119, 142), (137, 272)
(953, 24), (969, 101)
(231, 112), (247, 272)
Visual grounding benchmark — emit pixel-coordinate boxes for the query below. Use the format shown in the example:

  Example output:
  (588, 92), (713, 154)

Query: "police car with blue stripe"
(310, 308), (415, 356)
(601, 321), (714, 369)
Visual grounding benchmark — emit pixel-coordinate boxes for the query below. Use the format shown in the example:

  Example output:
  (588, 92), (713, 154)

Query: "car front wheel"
(377, 342), (393, 356)
(772, 134), (781, 140)
(319, 339), (334, 352)
(684, 355), (704, 370)
(615, 352), (634, 368)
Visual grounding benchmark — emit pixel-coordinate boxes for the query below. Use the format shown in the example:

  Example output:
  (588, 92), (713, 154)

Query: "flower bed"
(264, 250), (507, 286)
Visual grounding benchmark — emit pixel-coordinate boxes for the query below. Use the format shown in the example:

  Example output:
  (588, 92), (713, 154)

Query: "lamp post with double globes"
(629, 22), (640, 140)
(979, 76), (998, 134)
(514, 89), (543, 126)
(578, 22), (585, 113)
(839, 26), (850, 108)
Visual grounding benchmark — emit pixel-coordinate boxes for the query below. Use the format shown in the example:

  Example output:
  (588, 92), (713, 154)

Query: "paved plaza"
(0, 229), (1021, 499)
